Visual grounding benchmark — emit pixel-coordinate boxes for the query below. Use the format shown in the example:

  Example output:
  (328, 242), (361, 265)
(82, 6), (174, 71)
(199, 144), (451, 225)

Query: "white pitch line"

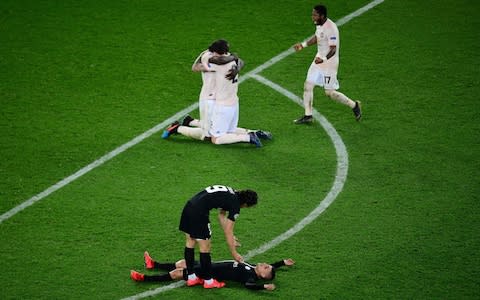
(0, 0), (382, 298)
(121, 76), (349, 300)
(0, 104), (197, 224)
(123, 0), (385, 296)
(0, 0), (384, 225)
(243, 74), (348, 260)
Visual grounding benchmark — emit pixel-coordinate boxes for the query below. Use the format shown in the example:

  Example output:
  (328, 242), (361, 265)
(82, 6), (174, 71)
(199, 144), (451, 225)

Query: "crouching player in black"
(130, 251), (295, 291)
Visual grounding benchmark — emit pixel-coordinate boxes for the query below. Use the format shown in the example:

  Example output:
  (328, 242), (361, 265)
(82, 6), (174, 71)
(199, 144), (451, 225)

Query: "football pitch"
(1, 0), (479, 299)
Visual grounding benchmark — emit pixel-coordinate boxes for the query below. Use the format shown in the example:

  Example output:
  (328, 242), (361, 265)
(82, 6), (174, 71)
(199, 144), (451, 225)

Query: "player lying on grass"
(130, 251), (295, 291)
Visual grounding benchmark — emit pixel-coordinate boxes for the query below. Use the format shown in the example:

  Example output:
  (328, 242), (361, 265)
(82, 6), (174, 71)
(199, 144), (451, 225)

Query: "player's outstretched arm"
(270, 258), (295, 268)
(293, 36), (317, 51)
(245, 281), (276, 291)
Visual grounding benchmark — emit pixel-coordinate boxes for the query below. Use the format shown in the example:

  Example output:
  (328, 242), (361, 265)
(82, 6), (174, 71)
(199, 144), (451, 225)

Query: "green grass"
(1, 0), (479, 299)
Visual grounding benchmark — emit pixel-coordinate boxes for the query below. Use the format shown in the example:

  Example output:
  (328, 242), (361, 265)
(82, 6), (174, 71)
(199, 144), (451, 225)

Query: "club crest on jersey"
(234, 213), (239, 220)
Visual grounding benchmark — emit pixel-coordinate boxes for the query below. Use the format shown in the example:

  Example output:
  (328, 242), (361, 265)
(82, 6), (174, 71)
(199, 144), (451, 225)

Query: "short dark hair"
(314, 4), (327, 17)
(236, 189), (258, 207)
(208, 39), (229, 55)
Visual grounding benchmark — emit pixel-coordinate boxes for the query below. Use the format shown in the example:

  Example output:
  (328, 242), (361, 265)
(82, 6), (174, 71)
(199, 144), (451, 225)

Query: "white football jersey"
(315, 18), (339, 69)
(198, 50), (216, 101)
(207, 60), (239, 107)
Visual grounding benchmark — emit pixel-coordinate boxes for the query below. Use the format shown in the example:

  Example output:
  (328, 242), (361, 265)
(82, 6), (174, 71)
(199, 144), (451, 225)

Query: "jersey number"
(205, 185), (234, 194)
(324, 76), (331, 84)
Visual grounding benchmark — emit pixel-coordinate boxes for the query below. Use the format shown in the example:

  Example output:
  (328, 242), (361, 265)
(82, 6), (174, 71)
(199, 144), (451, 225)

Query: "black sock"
(154, 262), (176, 271)
(200, 252), (212, 280)
(184, 247), (195, 275)
(145, 273), (174, 282)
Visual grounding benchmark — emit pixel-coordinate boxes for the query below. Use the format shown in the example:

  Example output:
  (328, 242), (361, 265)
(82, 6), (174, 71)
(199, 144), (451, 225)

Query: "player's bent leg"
(303, 81), (315, 116)
(324, 89), (362, 121)
(211, 134), (252, 145)
(233, 127), (248, 134)
(233, 128), (272, 140)
(294, 81), (315, 124)
(178, 126), (204, 140)
(181, 115), (195, 126)
(197, 239), (211, 253)
(324, 89), (355, 108)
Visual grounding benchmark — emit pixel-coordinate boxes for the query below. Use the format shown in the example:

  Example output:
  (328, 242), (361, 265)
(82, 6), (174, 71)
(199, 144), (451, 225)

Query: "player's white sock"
(178, 126), (204, 140)
(303, 87), (314, 116)
(204, 279), (213, 284)
(234, 127), (249, 134)
(189, 119), (201, 127)
(325, 90), (355, 108)
(213, 133), (250, 144)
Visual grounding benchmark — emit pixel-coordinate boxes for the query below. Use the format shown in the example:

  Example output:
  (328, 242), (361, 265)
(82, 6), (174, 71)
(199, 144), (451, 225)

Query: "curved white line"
(121, 78), (348, 300)
(243, 75), (348, 260)
(122, 0), (385, 297)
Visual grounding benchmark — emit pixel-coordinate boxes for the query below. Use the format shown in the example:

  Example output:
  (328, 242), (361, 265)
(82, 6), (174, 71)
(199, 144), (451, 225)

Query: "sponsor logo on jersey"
(330, 36), (337, 40)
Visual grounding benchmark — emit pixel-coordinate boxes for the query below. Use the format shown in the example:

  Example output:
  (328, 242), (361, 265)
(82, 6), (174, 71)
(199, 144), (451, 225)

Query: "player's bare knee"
(198, 239), (211, 252)
(185, 236), (196, 248)
(304, 81), (314, 93)
(324, 89), (335, 98)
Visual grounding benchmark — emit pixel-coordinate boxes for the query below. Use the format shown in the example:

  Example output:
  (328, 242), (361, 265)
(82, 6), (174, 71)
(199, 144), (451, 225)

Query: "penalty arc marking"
(122, 0), (386, 297)
(0, 0), (383, 298)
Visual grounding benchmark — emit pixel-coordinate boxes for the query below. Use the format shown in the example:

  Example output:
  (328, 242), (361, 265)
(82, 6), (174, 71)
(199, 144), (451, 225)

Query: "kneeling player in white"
(162, 40), (272, 147)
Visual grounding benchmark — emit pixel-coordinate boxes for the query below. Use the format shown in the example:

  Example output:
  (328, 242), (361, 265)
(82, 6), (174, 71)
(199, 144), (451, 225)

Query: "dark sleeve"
(244, 280), (265, 290)
(270, 260), (286, 269)
(208, 54), (237, 65)
(226, 194), (241, 222)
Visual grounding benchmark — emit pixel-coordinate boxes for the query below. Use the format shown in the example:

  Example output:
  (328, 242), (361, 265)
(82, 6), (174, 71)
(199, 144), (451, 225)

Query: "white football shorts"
(306, 63), (340, 90)
(209, 103), (239, 138)
(199, 99), (215, 137)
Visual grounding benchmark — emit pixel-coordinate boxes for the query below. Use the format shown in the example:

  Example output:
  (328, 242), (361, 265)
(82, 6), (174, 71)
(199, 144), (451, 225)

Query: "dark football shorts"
(179, 201), (211, 239)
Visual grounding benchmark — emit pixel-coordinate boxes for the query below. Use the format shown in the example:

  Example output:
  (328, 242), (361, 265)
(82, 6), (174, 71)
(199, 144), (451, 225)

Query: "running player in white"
(293, 4), (362, 124)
